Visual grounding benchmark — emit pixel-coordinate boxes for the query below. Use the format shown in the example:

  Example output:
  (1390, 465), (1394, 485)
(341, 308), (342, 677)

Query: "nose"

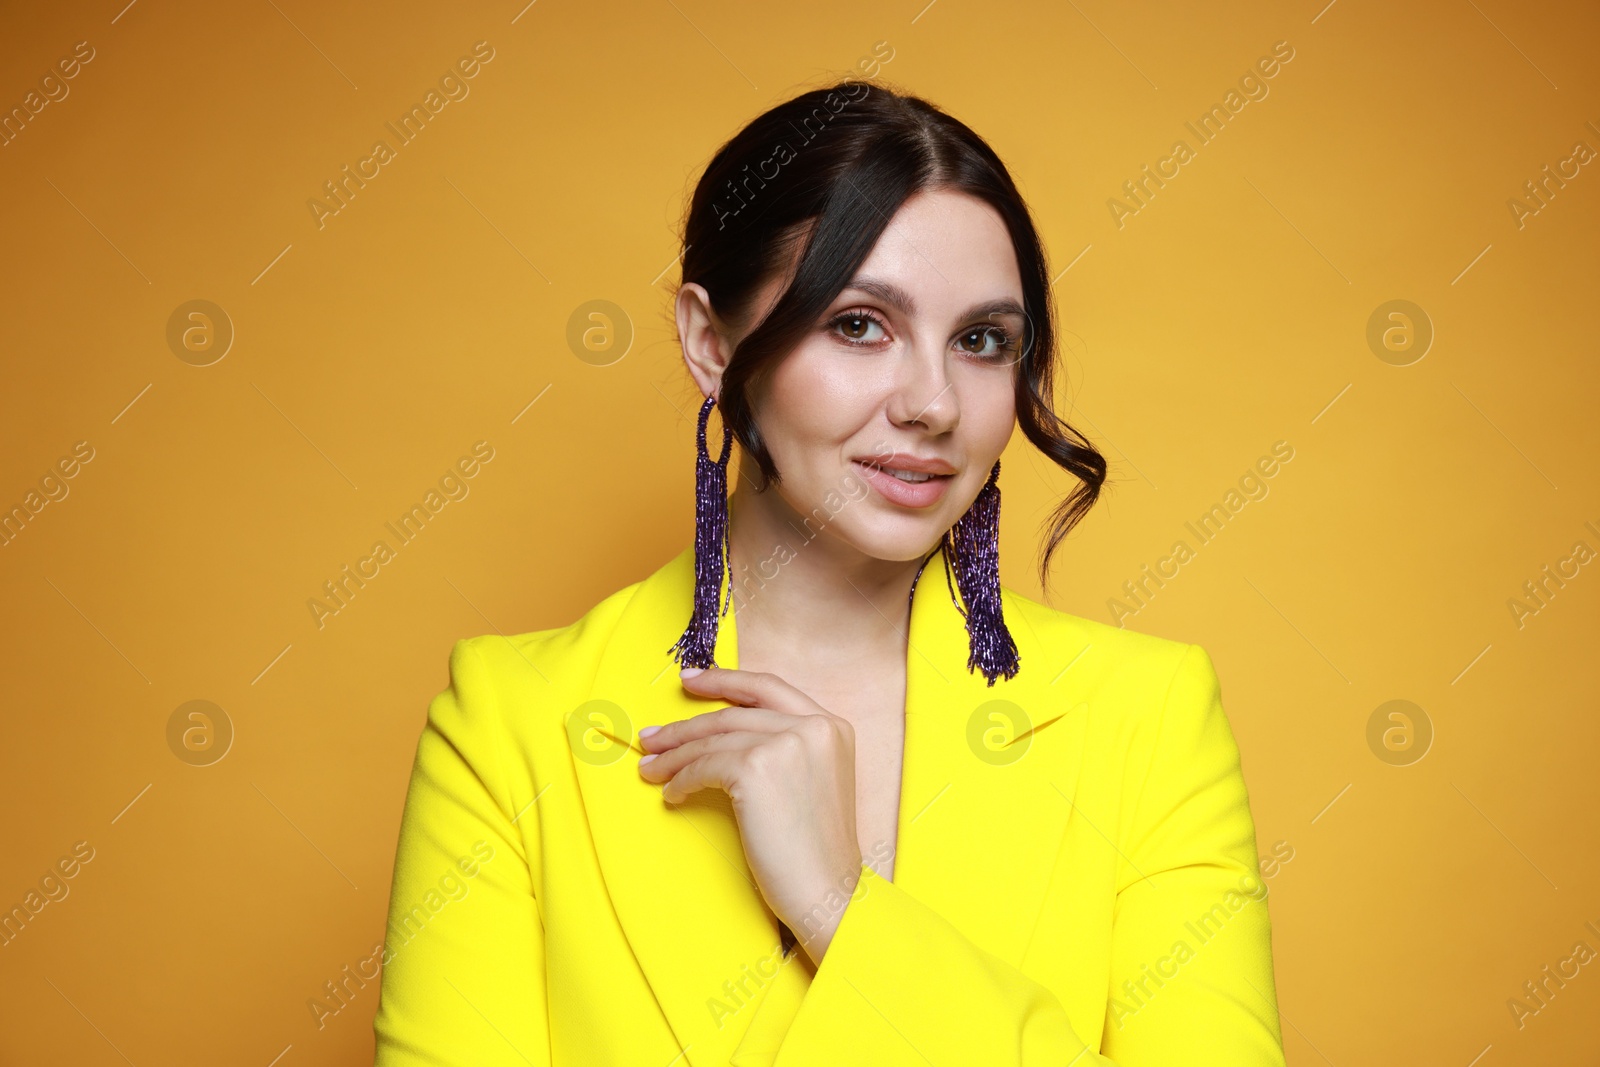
(886, 345), (958, 434)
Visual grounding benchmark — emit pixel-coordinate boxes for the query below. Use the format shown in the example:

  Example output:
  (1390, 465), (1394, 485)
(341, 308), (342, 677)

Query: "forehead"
(738, 188), (1024, 331)
(849, 188), (1022, 308)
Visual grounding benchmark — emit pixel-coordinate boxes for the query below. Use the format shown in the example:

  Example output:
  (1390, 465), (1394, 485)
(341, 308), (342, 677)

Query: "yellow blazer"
(372, 542), (1286, 1066)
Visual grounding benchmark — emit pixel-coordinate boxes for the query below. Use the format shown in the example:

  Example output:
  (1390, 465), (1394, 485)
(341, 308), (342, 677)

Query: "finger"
(640, 704), (791, 753)
(638, 729), (764, 783)
(659, 744), (770, 805)
(679, 667), (811, 713)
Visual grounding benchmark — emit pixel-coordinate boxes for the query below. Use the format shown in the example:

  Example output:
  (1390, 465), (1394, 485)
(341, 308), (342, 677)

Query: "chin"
(833, 519), (951, 564)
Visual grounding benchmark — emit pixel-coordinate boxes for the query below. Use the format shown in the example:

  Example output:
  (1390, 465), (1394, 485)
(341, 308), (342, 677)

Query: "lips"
(851, 452), (959, 476)
(851, 455), (957, 508)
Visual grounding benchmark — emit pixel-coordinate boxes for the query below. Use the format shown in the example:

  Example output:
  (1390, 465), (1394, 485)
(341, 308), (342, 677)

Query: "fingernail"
(639, 725), (660, 738)
(680, 667), (704, 679)
(639, 753), (657, 765)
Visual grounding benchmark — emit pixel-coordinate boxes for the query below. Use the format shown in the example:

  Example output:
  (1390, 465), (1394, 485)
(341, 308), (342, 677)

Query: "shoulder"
(447, 573), (647, 692)
(1000, 583), (1208, 699)
(997, 585), (1232, 776)
(999, 591), (1249, 842)
(412, 574), (653, 788)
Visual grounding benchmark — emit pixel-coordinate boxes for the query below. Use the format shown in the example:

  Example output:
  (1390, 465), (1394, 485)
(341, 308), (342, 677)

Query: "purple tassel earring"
(668, 393), (734, 669)
(939, 458), (1020, 686)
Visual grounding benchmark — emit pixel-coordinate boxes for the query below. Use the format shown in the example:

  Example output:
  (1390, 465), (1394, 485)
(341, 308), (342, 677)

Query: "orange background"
(2, 1), (1597, 1063)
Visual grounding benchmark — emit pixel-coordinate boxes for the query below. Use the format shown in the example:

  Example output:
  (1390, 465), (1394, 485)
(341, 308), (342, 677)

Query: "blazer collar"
(570, 542), (1093, 1066)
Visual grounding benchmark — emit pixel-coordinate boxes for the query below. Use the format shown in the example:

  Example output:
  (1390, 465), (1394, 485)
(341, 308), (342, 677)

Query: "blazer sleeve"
(372, 637), (552, 1067)
(766, 643), (1286, 1067)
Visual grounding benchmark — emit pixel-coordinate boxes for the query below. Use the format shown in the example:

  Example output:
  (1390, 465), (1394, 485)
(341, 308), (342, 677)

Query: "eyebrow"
(839, 277), (1026, 323)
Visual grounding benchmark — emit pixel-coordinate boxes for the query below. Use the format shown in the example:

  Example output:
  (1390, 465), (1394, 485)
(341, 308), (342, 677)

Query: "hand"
(637, 666), (865, 964)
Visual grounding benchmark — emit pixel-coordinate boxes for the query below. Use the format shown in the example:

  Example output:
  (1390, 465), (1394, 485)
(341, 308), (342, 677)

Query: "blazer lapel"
(572, 543), (1092, 1067)
(893, 566), (1091, 968)
(572, 545), (773, 1066)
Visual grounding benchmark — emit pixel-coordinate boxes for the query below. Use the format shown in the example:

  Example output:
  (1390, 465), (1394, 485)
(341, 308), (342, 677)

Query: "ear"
(675, 282), (734, 400)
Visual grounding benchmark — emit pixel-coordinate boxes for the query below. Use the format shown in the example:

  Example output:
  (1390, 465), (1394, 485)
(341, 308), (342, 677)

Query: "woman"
(372, 79), (1286, 1066)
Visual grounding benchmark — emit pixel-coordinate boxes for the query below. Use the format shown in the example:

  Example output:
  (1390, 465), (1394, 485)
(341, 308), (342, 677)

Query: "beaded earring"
(929, 458), (1020, 685)
(667, 393), (734, 670)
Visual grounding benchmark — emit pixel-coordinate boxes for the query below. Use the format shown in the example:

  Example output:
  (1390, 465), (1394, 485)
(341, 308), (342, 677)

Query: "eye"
(826, 308), (890, 347)
(957, 325), (1020, 361)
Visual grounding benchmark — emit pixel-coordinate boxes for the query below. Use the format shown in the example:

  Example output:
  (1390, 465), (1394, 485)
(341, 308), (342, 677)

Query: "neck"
(721, 472), (936, 662)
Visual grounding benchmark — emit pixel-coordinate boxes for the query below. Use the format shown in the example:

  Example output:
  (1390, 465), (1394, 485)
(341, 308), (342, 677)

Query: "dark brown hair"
(674, 78), (1106, 592)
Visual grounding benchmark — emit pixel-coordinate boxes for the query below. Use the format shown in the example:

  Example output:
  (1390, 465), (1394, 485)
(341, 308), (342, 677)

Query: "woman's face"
(737, 187), (1024, 563)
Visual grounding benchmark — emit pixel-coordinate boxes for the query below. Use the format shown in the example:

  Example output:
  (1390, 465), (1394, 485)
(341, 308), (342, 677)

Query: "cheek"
(761, 344), (885, 451)
(959, 370), (1018, 450)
